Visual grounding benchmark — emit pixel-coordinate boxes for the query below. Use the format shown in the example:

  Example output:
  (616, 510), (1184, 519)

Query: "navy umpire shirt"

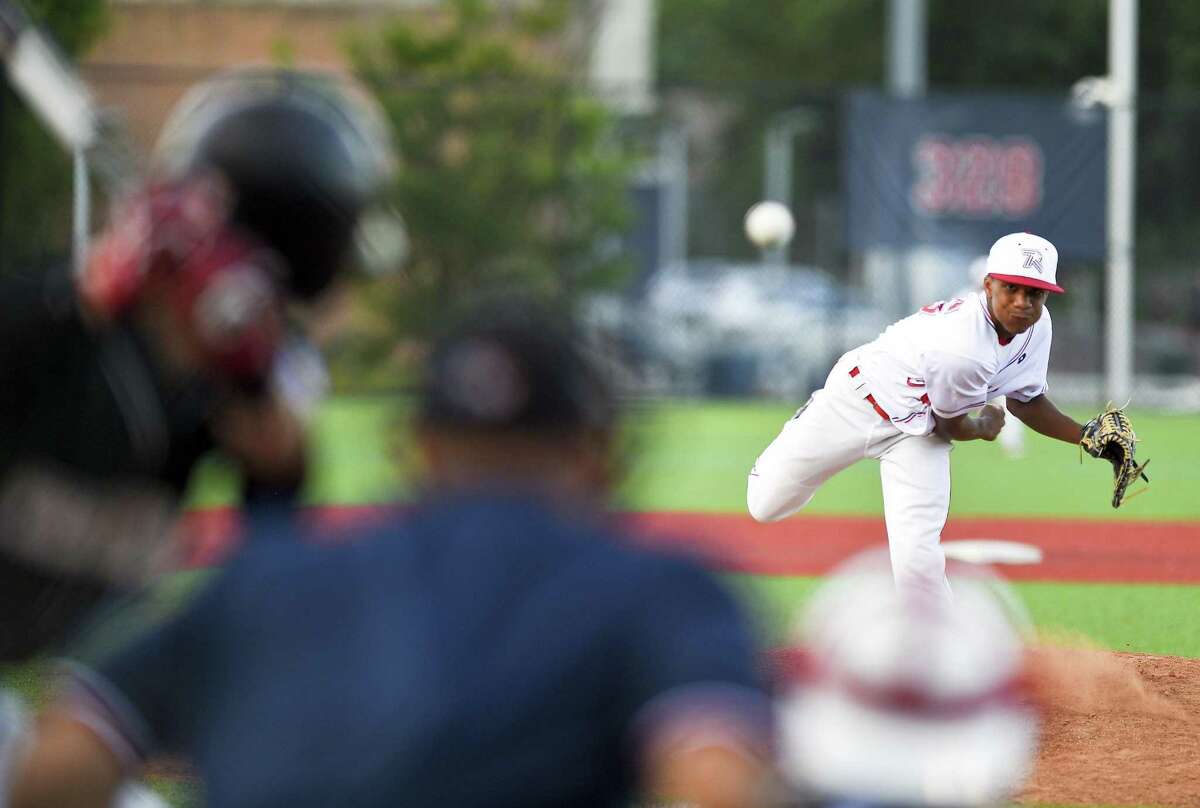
(66, 490), (772, 807)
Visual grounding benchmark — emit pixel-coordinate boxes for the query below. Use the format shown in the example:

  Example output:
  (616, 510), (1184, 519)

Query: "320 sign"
(910, 135), (1043, 219)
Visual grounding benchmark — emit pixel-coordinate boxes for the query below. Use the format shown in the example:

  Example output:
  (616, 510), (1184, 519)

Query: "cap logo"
(1021, 248), (1044, 274)
(443, 340), (529, 422)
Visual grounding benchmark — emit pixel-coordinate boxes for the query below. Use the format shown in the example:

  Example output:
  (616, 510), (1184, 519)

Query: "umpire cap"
(418, 305), (616, 435)
(154, 68), (395, 300)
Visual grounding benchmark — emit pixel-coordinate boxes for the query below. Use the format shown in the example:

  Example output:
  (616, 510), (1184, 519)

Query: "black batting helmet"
(153, 68), (395, 300)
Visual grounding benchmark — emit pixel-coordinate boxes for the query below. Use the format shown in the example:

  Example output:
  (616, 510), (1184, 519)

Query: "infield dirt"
(1020, 648), (1200, 807)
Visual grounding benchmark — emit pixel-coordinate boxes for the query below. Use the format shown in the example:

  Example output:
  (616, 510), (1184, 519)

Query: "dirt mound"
(1018, 646), (1200, 807)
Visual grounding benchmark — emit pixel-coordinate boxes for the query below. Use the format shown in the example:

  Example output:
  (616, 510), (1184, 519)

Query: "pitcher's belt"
(848, 366), (891, 422)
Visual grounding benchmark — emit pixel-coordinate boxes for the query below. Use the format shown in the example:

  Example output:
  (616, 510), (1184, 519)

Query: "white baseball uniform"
(747, 291), (1052, 598)
(959, 263), (1027, 459)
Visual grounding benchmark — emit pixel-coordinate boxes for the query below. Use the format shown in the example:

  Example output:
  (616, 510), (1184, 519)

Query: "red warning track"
(627, 512), (1200, 583)
(180, 507), (1200, 584)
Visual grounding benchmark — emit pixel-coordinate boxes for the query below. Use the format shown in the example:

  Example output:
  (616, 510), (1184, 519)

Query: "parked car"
(626, 259), (890, 398)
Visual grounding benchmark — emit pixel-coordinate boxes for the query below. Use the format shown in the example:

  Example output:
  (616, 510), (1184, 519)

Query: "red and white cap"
(986, 232), (1064, 293)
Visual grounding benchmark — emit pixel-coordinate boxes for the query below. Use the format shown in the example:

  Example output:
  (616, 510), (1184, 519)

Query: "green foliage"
(25, 0), (108, 56)
(927, 0), (1107, 90)
(661, 0), (1200, 96)
(0, 0), (109, 273)
(346, 0), (635, 340)
(660, 0), (884, 89)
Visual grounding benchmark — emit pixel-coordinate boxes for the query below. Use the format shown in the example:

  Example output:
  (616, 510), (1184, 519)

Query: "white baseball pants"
(747, 352), (953, 600)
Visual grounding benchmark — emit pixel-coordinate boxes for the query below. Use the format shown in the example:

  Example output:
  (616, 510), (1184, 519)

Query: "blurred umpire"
(0, 67), (393, 662)
(2, 304), (775, 808)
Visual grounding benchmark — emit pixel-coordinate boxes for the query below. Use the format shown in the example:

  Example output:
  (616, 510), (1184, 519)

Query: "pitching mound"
(1019, 648), (1200, 806)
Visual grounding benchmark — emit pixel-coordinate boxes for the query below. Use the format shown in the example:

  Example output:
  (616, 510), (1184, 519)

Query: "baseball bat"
(0, 0), (135, 190)
(0, 0), (97, 150)
(0, 0), (141, 276)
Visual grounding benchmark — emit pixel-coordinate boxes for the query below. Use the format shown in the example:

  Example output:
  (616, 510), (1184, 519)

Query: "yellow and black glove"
(1080, 406), (1150, 508)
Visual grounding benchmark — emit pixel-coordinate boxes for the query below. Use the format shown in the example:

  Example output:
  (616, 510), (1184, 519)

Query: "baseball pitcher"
(748, 233), (1148, 600)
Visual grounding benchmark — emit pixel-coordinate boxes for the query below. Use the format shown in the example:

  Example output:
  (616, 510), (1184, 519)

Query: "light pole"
(72, 146), (88, 277)
(1106, 0), (1138, 405)
(887, 0), (927, 99)
(883, 0), (926, 316)
(1071, 0), (1138, 405)
(762, 108), (818, 265)
(658, 125), (688, 271)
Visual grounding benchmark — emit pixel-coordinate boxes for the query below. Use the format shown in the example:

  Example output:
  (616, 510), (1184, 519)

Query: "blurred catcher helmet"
(153, 67), (397, 300)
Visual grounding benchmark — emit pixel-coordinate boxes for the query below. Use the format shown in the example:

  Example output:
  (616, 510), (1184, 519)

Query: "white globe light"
(744, 201), (795, 250)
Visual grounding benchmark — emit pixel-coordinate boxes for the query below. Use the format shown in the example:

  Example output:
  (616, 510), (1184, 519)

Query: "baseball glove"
(1080, 406), (1150, 508)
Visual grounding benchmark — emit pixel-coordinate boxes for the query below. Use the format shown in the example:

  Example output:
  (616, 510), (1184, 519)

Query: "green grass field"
(185, 396), (1200, 659)
(8, 396), (1199, 807)
(611, 399), (1200, 663)
(618, 399), (1200, 520)
(245, 396), (1200, 645)
(192, 396), (1200, 520)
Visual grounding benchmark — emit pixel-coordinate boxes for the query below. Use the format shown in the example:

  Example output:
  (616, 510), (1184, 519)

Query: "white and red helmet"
(775, 547), (1038, 806)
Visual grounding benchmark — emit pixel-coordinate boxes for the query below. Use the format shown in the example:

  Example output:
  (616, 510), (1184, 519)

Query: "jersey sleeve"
(617, 559), (773, 755)
(58, 571), (230, 766)
(923, 349), (992, 418)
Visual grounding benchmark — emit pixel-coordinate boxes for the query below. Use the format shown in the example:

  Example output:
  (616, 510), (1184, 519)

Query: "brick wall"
(80, 3), (437, 149)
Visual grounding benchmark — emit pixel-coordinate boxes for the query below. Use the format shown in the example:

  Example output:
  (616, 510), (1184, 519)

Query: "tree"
(660, 0), (884, 90)
(0, 0), (109, 273)
(661, 0), (1200, 105)
(346, 0), (635, 341)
